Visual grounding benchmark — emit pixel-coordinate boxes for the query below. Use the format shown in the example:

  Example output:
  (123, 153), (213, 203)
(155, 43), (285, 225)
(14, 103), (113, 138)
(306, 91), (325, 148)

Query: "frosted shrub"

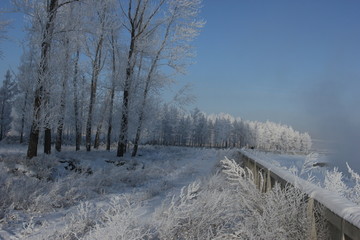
(346, 163), (360, 204)
(84, 195), (151, 240)
(324, 167), (349, 199)
(219, 157), (328, 240)
(155, 174), (245, 239)
(154, 157), (328, 239)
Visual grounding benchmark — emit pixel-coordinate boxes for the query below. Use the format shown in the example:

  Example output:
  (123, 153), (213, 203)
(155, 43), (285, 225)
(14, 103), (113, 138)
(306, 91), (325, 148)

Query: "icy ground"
(0, 144), (236, 239)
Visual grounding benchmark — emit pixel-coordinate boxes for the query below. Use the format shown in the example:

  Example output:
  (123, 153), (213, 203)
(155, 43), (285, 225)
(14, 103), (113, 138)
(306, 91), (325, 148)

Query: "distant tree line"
(144, 105), (312, 153)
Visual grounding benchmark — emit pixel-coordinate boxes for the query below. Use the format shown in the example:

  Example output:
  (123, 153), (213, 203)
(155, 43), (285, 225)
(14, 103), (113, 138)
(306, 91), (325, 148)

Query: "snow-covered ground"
(2, 144), (356, 239)
(0, 144), (236, 239)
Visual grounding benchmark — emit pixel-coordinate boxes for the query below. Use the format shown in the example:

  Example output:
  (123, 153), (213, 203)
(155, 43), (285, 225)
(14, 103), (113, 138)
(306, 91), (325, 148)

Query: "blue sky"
(180, 0), (360, 137)
(1, 0), (360, 139)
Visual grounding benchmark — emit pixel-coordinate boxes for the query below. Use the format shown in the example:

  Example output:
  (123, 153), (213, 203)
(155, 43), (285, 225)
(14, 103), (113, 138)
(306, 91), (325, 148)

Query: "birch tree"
(0, 70), (17, 140)
(84, 0), (117, 151)
(131, 0), (203, 156)
(13, 0), (79, 158)
(117, 0), (203, 157)
(14, 49), (36, 143)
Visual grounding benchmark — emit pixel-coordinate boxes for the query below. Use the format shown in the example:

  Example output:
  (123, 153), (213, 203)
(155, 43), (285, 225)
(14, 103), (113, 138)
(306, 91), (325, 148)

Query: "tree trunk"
(44, 128), (51, 154)
(94, 98), (108, 149)
(106, 88), (115, 150)
(85, 36), (103, 152)
(55, 39), (70, 152)
(72, 49), (81, 150)
(106, 32), (117, 151)
(20, 91), (29, 144)
(117, 35), (135, 157)
(44, 87), (51, 154)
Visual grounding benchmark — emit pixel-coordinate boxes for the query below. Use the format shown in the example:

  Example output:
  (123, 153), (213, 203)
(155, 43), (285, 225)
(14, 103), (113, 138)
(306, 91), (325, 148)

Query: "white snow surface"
(0, 144), (234, 239)
(240, 149), (360, 229)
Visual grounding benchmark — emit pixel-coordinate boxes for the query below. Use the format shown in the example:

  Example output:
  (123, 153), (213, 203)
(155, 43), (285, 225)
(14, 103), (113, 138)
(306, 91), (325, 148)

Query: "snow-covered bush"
(155, 174), (245, 239)
(152, 157), (328, 240)
(325, 163), (360, 205)
(347, 163), (360, 204)
(324, 167), (349, 198)
(220, 157), (328, 240)
(84, 196), (152, 240)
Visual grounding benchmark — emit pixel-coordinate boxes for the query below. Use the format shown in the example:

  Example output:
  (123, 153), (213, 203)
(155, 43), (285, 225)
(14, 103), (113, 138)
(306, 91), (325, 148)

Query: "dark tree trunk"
(20, 91), (28, 144)
(117, 36), (135, 157)
(106, 88), (114, 150)
(106, 32), (117, 151)
(73, 49), (81, 151)
(85, 36), (103, 152)
(27, 125), (39, 157)
(44, 128), (51, 154)
(44, 88), (51, 154)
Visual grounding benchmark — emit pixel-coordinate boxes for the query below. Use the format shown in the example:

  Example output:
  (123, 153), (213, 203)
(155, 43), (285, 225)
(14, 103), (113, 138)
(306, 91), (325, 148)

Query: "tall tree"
(13, 47), (37, 144)
(27, 0), (59, 157)
(0, 70), (16, 140)
(106, 30), (119, 151)
(55, 37), (70, 152)
(121, 0), (204, 157)
(84, 0), (116, 151)
(15, 0), (79, 158)
(116, 0), (168, 157)
(72, 48), (81, 150)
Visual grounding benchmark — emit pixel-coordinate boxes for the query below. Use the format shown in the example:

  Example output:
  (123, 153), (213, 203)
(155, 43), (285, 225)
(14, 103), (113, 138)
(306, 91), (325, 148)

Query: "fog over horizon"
(304, 73), (360, 173)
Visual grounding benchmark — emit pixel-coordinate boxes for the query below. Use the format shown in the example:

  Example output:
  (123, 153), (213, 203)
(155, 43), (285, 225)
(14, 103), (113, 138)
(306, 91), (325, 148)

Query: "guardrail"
(238, 151), (360, 240)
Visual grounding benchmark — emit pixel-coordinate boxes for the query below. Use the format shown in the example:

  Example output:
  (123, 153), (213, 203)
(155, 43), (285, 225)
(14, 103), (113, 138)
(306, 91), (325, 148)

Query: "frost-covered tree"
(84, 0), (117, 152)
(12, 49), (36, 143)
(12, 0), (80, 157)
(117, 0), (204, 157)
(0, 70), (17, 140)
(131, 0), (204, 156)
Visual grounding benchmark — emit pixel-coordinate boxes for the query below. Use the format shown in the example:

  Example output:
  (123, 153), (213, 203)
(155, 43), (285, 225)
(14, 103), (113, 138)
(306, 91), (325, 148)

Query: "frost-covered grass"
(0, 144), (328, 239)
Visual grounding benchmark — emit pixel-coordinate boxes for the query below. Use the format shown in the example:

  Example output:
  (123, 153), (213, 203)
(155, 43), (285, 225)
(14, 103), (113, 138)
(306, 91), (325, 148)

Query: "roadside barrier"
(238, 151), (360, 240)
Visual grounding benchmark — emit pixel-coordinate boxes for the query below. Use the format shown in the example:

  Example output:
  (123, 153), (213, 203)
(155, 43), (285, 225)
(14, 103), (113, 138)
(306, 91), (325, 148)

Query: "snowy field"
(0, 144), (231, 239)
(0, 144), (331, 239)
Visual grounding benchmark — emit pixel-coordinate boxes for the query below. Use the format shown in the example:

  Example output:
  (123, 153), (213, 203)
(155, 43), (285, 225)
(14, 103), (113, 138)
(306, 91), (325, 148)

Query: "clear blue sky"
(1, 0), (360, 140)
(180, 0), (360, 138)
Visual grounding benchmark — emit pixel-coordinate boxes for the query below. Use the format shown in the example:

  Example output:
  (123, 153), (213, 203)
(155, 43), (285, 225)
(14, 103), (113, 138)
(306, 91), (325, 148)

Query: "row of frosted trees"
(2, 70), (311, 153)
(3, 0), (204, 158)
(144, 106), (312, 153)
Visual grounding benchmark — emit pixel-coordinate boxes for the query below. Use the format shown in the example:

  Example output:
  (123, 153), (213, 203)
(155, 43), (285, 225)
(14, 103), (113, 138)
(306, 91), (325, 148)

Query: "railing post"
(307, 197), (317, 240)
(266, 169), (271, 192)
(341, 219), (345, 240)
(254, 161), (258, 187)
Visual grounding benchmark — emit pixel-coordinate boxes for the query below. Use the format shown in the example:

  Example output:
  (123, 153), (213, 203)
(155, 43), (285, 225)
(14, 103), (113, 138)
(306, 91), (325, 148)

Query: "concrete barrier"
(238, 151), (360, 240)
